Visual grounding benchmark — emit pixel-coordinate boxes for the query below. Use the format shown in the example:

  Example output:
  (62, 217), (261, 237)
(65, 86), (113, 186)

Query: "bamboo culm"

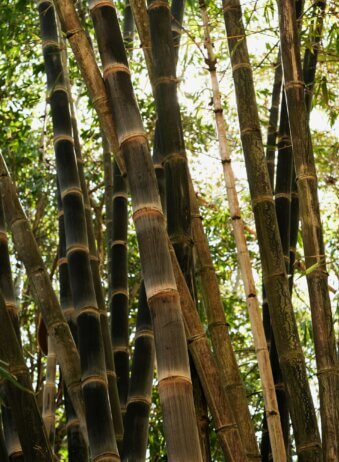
(122, 282), (155, 462)
(222, 1), (322, 460)
(277, 2), (338, 460)
(38, 2), (118, 459)
(199, 2), (286, 460)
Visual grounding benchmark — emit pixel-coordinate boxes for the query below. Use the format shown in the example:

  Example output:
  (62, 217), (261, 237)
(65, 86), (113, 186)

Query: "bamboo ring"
(89, 0), (114, 12)
(284, 80), (304, 90)
(148, 1), (170, 12)
(103, 63), (130, 80)
(232, 62), (252, 72)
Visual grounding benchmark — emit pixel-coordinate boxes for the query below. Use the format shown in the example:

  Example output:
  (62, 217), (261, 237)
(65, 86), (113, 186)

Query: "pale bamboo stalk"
(0, 154), (88, 447)
(198, 2), (286, 460)
(277, 2), (338, 460)
(42, 337), (57, 447)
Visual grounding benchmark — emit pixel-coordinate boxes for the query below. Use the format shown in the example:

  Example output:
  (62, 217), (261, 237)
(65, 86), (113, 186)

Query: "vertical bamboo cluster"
(199, 2), (286, 460)
(54, 0), (203, 458)
(37, 2), (118, 459)
(277, 2), (338, 460)
(221, 1), (322, 460)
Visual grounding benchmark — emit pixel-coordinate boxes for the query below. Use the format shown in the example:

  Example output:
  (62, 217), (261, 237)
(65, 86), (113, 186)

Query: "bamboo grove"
(0, 0), (337, 461)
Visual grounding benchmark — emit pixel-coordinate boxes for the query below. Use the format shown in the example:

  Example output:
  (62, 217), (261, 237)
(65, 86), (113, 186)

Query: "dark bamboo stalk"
(1, 406), (22, 461)
(122, 282), (155, 462)
(0, 156), (87, 449)
(0, 292), (53, 461)
(38, 2), (118, 459)
(42, 336), (57, 448)
(0, 415), (9, 462)
(110, 160), (129, 418)
(55, 0), (202, 458)
(170, 0), (185, 64)
(222, 1), (322, 460)
(123, 0), (134, 53)
(277, 2), (338, 460)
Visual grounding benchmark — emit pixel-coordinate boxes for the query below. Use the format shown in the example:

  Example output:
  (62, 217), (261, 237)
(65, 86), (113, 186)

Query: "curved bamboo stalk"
(130, 1), (256, 458)
(277, 2), (338, 460)
(38, 2), (118, 459)
(42, 336), (57, 447)
(0, 292), (53, 461)
(0, 197), (24, 461)
(55, 0), (202, 458)
(221, 1), (322, 460)
(0, 155), (87, 449)
(199, 2), (286, 461)
(122, 282), (155, 462)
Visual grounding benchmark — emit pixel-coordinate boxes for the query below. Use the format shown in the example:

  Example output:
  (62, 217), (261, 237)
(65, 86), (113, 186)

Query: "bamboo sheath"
(130, 1), (255, 458)
(54, 0), (203, 458)
(199, 2), (286, 461)
(277, 2), (338, 461)
(122, 282), (155, 462)
(38, 3), (118, 460)
(0, 155), (88, 449)
(62, 46), (124, 444)
(0, 292), (53, 461)
(222, 1), (322, 460)
(0, 199), (24, 461)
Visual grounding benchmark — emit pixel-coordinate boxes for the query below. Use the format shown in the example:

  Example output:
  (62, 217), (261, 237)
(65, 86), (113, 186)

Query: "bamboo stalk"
(199, 2), (286, 460)
(58, 191), (89, 461)
(0, 155), (88, 449)
(221, 1), (322, 460)
(42, 337), (57, 447)
(38, 2), (118, 459)
(123, 0), (134, 53)
(130, 1), (257, 458)
(56, 0), (202, 458)
(0, 415), (9, 462)
(277, 2), (338, 460)
(0, 292), (53, 461)
(122, 281), (155, 462)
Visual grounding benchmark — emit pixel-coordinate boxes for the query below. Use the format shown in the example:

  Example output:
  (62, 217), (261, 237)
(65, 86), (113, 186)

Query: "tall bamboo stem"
(38, 2), (118, 459)
(122, 282), (155, 462)
(42, 337), (57, 447)
(199, 2), (286, 460)
(0, 414), (9, 462)
(221, 1), (322, 460)
(277, 2), (338, 460)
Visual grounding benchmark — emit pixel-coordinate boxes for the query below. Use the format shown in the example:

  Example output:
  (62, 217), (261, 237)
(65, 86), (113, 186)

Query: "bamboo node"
(216, 422), (238, 433)
(296, 173), (317, 182)
(94, 452), (120, 462)
(251, 195), (274, 207)
(0, 231), (7, 242)
(66, 243), (89, 257)
(61, 307), (75, 319)
(127, 395), (151, 406)
(232, 62), (252, 73)
(275, 192), (291, 201)
(162, 151), (186, 164)
(89, 0), (114, 12)
(208, 320), (227, 330)
(82, 375), (107, 388)
(60, 185), (83, 199)
(57, 209), (64, 218)
(112, 191), (128, 200)
(5, 302), (19, 315)
(135, 329), (154, 340)
(158, 375), (192, 389)
(111, 288), (129, 298)
(89, 254), (100, 262)
(119, 131), (148, 147)
(103, 63), (130, 80)
(241, 126), (261, 136)
(57, 257), (67, 267)
(147, 287), (178, 304)
(296, 441), (322, 454)
(222, 4), (240, 14)
(111, 239), (127, 247)
(42, 39), (60, 50)
(316, 366), (338, 376)
(76, 306), (99, 318)
(277, 134), (291, 143)
(53, 134), (74, 146)
(66, 28), (82, 40)
(106, 370), (117, 379)
(66, 418), (80, 430)
(263, 271), (286, 281)
(153, 76), (178, 88)
(284, 80), (304, 91)
(187, 331), (206, 344)
(132, 204), (163, 222)
(221, 157), (231, 164)
(148, 0), (170, 12)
